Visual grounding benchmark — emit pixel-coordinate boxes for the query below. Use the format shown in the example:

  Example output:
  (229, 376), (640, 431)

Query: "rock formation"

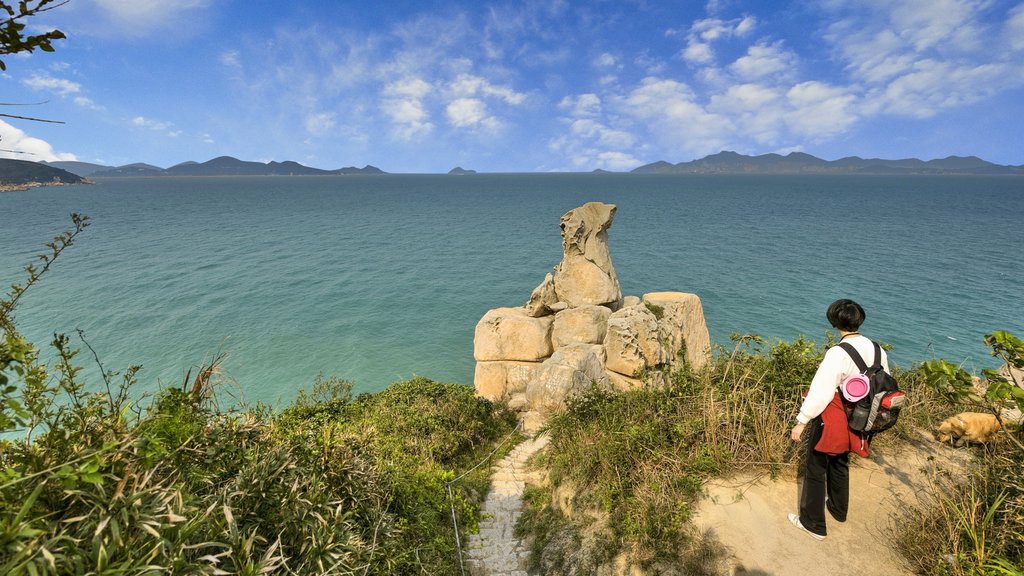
(473, 202), (711, 429)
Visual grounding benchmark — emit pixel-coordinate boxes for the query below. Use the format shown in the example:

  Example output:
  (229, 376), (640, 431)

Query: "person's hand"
(791, 423), (806, 442)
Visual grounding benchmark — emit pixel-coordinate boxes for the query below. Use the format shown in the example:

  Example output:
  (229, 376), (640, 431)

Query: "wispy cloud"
(23, 73), (81, 96)
(381, 78), (434, 139)
(89, 0), (213, 37)
(823, 0), (1024, 118)
(132, 115), (174, 132)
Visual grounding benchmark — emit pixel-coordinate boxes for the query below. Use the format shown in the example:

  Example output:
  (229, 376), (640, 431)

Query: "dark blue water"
(1, 174), (1021, 405)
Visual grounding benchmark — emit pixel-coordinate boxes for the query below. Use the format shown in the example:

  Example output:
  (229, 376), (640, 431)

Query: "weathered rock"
(642, 292), (711, 370)
(552, 305), (612, 349)
(525, 344), (610, 416)
(474, 360), (542, 402)
(605, 370), (644, 391)
(553, 202), (622, 307)
(606, 369), (668, 391)
(474, 307), (554, 362)
(524, 272), (558, 317)
(622, 295), (641, 307)
(603, 304), (667, 377)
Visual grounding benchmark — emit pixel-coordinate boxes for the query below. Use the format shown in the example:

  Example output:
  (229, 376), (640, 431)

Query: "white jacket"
(796, 334), (890, 425)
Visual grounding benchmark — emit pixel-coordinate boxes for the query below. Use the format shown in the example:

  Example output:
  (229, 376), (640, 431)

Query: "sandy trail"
(694, 432), (965, 576)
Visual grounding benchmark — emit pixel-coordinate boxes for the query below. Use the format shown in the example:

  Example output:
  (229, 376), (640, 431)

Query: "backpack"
(837, 341), (905, 434)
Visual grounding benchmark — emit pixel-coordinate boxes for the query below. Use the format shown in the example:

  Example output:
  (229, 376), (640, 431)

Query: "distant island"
(632, 151), (1024, 175)
(448, 166), (477, 175)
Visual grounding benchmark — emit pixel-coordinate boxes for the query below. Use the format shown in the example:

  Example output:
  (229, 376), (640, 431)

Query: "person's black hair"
(826, 299), (865, 332)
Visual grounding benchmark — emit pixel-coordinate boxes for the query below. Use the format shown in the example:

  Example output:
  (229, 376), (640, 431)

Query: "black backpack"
(837, 341), (904, 434)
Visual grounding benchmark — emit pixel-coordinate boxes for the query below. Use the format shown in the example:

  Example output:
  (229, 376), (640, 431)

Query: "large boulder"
(551, 305), (612, 349)
(474, 307), (554, 362)
(474, 360), (542, 402)
(642, 292), (711, 370)
(525, 344), (610, 416)
(553, 202), (622, 307)
(603, 304), (668, 377)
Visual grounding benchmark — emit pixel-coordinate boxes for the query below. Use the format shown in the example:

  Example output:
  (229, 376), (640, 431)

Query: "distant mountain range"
(632, 151), (1024, 175)
(41, 156), (385, 177)
(2, 152), (1020, 188)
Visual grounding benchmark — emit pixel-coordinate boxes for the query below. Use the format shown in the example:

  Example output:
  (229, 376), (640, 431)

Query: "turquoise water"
(1, 174), (1021, 406)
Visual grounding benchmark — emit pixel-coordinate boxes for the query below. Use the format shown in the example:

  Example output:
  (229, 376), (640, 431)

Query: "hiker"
(788, 299), (889, 540)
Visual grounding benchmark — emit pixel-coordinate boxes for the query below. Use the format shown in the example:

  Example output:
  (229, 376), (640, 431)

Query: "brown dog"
(935, 412), (1001, 446)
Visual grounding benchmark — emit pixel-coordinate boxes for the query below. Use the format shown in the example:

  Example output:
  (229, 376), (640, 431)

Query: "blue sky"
(2, 0), (1022, 172)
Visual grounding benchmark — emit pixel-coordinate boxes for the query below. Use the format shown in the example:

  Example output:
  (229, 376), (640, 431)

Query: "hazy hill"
(41, 160), (113, 177)
(633, 151), (1023, 175)
(91, 163), (166, 177)
(0, 159), (87, 187)
(87, 157), (387, 176)
(335, 165), (385, 175)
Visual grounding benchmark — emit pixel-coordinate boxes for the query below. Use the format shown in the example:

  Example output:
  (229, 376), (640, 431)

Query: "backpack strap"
(838, 342), (869, 373)
(870, 341), (883, 370)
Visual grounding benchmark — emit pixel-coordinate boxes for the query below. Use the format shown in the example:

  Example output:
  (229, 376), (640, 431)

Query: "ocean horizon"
(1, 173), (1021, 407)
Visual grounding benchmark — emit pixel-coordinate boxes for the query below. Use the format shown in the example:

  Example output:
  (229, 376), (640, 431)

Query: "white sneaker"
(788, 513), (825, 540)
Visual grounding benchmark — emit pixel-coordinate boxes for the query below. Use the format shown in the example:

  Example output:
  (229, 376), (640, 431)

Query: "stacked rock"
(473, 202), (711, 429)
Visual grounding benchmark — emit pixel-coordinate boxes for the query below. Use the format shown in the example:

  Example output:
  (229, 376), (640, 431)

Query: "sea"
(1, 174), (1021, 408)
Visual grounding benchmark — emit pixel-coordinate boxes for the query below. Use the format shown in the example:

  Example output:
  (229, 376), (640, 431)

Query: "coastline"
(0, 179), (93, 193)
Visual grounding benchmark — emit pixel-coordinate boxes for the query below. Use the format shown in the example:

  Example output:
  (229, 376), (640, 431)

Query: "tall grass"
(519, 334), (979, 574)
(521, 335), (825, 572)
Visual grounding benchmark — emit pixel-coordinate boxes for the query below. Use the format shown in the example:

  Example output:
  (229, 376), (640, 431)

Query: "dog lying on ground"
(935, 412), (1001, 446)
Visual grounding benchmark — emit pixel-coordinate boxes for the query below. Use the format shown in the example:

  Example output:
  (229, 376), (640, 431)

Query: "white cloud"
(559, 93), (601, 117)
(682, 42), (714, 65)
(735, 15), (756, 36)
(729, 42), (798, 81)
(446, 97), (500, 131)
(784, 81), (858, 138)
(594, 53), (618, 68)
(91, 0), (212, 34)
(448, 73), (526, 105)
(73, 96), (104, 110)
(381, 77), (434, 139)
(219, 50), (241, 68)
(569, 119), (635, 148)
(23, 74), (81, 96)
(305, 112), (336, 136)
(822, 0), (1024, 119)
(1007, 3), (1024, 51)
(132, 116), (173, 131)
(618, 77), (732, 156)
(862, 60), (1010, 118)
(0, 120), (76, 161)
(678, 16), (759, 66)
(709, 83), (785, 144)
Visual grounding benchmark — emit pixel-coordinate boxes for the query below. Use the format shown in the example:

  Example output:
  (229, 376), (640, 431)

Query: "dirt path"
(466, 434), (549, 576)
(694, 432), (966, 576)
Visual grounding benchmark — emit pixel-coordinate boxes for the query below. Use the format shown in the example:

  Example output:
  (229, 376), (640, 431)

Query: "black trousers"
(798, 417), (849, 536)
